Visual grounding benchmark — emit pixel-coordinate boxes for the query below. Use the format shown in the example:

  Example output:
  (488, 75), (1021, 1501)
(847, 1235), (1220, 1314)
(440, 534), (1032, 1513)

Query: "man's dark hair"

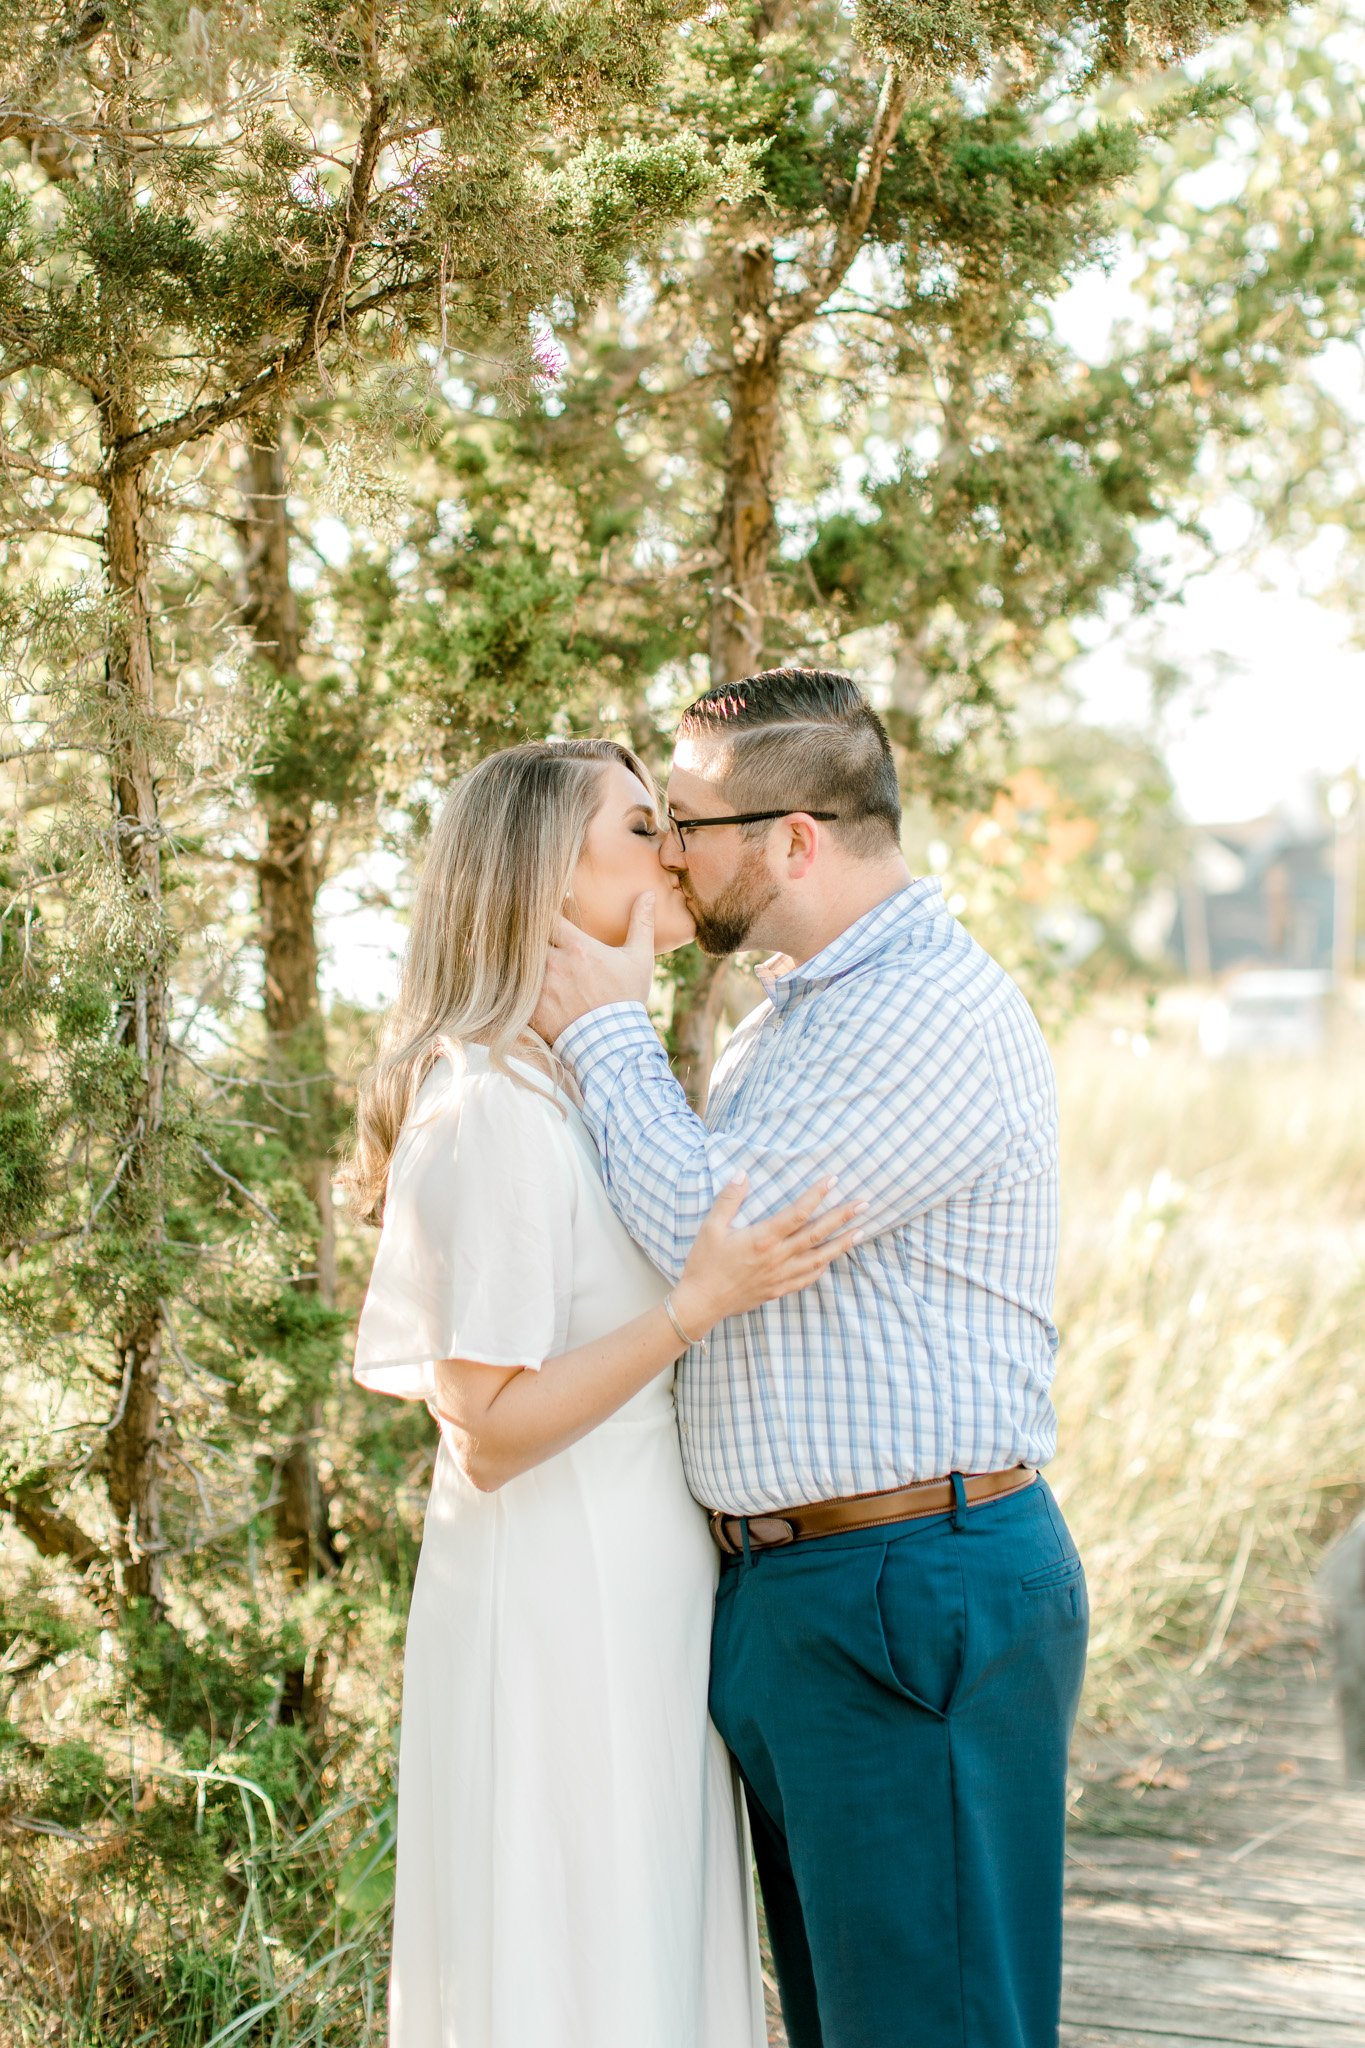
(677, 667), (901, 855)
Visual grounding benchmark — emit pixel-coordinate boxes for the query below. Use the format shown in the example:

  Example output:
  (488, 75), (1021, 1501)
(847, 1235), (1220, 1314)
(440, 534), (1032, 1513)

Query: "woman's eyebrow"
(626, 802), (658, 821)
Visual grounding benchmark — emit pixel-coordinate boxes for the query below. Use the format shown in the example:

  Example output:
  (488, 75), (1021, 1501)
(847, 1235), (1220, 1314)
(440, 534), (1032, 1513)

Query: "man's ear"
(784, 814), (821, 881)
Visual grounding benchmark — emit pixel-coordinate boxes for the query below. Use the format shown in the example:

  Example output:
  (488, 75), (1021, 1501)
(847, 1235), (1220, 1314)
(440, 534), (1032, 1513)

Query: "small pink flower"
(531, 329), (569, 388)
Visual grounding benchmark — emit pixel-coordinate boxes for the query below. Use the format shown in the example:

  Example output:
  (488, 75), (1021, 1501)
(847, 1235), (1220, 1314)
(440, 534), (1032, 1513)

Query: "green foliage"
(554, 132), (766, 291)
(0, 1077), (51, 1245)
(395, 545), (586, 760)
(874, 106), (1143, 322)
(33, 1740), (113, 1829)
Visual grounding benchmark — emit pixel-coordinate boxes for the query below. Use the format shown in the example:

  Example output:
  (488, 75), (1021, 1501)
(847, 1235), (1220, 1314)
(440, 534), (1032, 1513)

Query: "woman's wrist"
(665, 1280), (713, 1347)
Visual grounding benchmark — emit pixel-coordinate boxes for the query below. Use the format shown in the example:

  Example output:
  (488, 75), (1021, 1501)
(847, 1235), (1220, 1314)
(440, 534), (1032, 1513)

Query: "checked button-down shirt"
(556, 879), (1061, 1516)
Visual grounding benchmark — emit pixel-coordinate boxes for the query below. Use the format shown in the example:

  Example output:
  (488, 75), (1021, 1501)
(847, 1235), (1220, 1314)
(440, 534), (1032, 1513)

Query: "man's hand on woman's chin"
(531, 892), (655, 1045)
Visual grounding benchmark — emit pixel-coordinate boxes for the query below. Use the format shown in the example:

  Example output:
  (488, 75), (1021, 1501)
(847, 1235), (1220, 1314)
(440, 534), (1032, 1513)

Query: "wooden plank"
(1068, 1862), (1364, 1905)
(1068, 1862), (1365, 1914)
(1065, 1914), (1365, 1973)
(1068, 1826), (1365, 1872)
(1067, 1835), (1365, 1881)
(1063, 2035), (1259, 2047)
(1072, 1835), (1365, 1875)
(1065, 1929), (1365, 1982)
(1062, 2030), (1360, 2048)
(1064, 1953), (1365, 2019)
(1061, 1992), (1363, 2048)
(1063, 2033), (1268, 2047)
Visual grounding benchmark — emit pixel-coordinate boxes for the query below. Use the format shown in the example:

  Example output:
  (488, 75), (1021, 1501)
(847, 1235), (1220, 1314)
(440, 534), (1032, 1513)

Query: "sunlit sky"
(1068, 567), (1363, 824)
(1052, 268), (1364, 825)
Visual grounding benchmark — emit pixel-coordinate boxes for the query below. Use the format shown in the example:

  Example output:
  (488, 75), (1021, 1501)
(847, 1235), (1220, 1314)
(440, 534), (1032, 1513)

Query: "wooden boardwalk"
(1063, 1651), (1365, 2048)
(763, 1650), (1365, 2047)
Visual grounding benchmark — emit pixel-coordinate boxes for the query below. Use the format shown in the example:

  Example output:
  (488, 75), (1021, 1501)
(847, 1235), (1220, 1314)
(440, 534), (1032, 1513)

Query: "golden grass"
(1047, 998), (1365, 1740)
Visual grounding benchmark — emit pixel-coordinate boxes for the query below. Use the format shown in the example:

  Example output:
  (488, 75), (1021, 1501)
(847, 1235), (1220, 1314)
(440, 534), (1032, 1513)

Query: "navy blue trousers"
(709, 1477), (1088, 2048)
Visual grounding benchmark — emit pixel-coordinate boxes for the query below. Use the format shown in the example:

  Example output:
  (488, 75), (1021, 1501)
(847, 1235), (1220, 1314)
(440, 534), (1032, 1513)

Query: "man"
(536, 668), (1088, 2048)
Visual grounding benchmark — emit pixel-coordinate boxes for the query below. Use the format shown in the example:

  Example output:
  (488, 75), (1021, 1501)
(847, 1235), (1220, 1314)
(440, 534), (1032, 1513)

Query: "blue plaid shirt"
(556, 880), (1060, 1515)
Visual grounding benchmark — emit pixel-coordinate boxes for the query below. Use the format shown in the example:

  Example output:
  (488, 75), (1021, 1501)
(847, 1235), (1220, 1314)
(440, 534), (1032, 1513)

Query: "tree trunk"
(675, 241), (787, 1106)
(101, 432), (169, 1616)
(668, 956), (734, 1109)
(687, 46), (907, 1100)
(240, 418), (339, 1733)
(709, 237), (783, 690)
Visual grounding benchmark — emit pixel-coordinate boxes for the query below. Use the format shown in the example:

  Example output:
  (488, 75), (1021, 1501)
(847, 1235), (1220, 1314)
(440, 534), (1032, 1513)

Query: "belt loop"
(950, 1471), (968, 1532)
(740, 1517), (753, 1569)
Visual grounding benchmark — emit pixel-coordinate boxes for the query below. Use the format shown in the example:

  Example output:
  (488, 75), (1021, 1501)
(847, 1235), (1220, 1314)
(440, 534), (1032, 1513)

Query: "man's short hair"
(677, 667), (901, 856)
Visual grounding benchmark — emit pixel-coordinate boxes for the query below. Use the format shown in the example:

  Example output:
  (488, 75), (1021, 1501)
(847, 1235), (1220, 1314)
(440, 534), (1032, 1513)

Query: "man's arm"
(556, 987), (1009, 1282)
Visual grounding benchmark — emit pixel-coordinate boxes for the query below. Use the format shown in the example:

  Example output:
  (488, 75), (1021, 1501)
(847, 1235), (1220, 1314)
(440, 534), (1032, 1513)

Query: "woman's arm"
(435, 1175), (861, 1491)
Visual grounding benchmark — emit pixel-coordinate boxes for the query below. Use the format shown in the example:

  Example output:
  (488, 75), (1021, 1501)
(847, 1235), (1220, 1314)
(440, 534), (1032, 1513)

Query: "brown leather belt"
(709, 1466), (1037, 1557)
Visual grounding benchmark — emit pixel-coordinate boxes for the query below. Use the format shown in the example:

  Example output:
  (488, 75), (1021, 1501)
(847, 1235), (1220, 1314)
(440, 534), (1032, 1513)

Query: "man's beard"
(681, 849), (779, 957)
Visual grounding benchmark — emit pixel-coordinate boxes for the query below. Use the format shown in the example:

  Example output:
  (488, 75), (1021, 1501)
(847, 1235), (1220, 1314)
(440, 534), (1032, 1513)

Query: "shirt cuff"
(554, 1001), (661, 1077)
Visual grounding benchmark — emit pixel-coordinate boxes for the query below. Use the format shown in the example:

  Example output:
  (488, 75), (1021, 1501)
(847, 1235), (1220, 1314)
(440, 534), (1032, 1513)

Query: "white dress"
(353, 1044), (764, 2048)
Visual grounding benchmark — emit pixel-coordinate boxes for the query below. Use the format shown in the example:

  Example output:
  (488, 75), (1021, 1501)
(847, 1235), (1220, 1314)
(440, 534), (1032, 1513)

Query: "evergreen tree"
(0, 3), (747, 2028)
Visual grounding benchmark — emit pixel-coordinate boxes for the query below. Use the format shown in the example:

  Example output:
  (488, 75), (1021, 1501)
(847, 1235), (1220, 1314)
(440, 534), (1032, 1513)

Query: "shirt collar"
(757, 878), (946, 1013)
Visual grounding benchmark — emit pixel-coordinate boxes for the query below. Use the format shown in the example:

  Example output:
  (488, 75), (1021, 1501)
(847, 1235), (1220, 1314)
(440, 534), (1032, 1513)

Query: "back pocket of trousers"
(1020, 1554), (1085, 1594)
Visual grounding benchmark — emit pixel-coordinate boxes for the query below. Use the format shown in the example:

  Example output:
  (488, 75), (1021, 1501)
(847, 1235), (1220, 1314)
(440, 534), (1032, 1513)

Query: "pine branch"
(0, 115), (82, 180)
(0, 7), (109, 178)
(154, 1486), (285, 1565)
(769, 63), (911, 342)
(0, 347), (108, 399)
(110, 81), (394, 475)
(0, 439), (101, 490)
(0, 519), (102, 544)
(193, 1142), (283, 1226)
(0, 740), (108, 764)
(0, 1483), (109, 1586)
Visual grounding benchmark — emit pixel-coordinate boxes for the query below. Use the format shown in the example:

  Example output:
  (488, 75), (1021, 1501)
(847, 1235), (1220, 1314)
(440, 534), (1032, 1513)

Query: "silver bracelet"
(662, 1291), (705, 1348)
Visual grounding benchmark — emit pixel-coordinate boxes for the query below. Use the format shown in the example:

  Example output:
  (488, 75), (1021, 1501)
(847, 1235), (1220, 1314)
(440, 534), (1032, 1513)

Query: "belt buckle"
(709, 1511), (740, 1556)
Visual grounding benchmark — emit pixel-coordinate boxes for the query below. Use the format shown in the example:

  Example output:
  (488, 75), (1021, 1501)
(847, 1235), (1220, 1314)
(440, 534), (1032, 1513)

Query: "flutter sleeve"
(352, 1064), (576, 1404)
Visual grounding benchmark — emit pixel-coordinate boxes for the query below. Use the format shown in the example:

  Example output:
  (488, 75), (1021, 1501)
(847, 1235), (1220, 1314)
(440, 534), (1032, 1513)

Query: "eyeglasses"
(665, 807), (840, 852)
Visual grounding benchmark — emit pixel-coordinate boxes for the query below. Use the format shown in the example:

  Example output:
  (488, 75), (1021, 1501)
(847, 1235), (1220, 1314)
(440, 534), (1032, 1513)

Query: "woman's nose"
(658, 823), (687, 872)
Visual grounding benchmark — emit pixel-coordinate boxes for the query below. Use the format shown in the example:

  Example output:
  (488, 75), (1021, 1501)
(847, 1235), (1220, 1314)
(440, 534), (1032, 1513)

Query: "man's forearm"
(558, 983), (1012, 1279)
(557, 1004), (734, 1279)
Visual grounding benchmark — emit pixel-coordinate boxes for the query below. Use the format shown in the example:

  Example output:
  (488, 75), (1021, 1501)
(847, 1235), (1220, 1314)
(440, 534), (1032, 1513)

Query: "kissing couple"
(349, 667), (1089, 2048)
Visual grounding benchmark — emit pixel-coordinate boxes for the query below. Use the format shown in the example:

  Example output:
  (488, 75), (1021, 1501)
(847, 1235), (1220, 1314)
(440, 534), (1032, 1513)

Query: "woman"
(346, 740), (859, 2048)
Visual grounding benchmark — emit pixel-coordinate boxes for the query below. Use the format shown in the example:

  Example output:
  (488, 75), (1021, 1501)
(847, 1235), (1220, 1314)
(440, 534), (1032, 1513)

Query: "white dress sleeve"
(352, 1061), (576, 1404)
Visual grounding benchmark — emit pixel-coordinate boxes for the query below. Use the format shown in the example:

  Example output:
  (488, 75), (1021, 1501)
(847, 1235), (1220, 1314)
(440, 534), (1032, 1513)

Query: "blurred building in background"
(1131, 794), (1360, 1057)
(1167, 813), (1336, 979)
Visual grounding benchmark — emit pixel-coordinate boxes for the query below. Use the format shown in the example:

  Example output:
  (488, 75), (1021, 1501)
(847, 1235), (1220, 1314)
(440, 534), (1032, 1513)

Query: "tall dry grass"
(1048, 1000), (1365, 1740)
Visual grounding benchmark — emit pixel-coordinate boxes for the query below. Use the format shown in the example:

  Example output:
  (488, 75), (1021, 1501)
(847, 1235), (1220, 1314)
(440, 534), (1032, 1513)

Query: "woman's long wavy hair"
(342, 738), (656, 1224)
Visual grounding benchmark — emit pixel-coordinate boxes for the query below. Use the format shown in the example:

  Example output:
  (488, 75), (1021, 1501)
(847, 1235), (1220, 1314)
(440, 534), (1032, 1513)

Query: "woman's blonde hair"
(342, 738), (656, 1224)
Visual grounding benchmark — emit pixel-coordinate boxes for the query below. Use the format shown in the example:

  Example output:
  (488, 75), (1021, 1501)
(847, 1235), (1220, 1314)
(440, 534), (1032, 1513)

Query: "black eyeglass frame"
(665, 807), (840, 851)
